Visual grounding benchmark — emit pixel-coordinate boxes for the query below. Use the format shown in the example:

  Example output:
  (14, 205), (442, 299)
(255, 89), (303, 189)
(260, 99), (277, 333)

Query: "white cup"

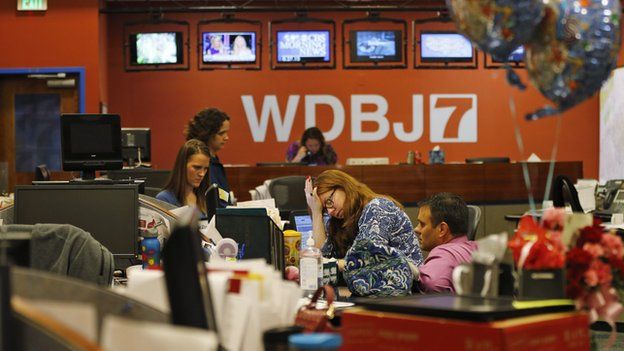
(612, 213), (624, 225)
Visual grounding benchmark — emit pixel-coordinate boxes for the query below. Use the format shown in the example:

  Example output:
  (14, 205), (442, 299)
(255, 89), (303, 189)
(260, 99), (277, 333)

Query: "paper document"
(101, 315), (218, 351)
(575, 179), (598, 213)
(200, 215), (223, 243)
(27, 299), (97, 342)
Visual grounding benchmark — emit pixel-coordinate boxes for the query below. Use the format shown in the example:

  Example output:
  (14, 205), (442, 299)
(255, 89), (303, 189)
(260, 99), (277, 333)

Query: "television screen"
(492, 45), (524, 63)
(350, 30), (401, 62)
(420, 32), (474, 62)
(202, 31), (256, 63)
(276, 30), (331, 63)
(129, 32), (183, 65)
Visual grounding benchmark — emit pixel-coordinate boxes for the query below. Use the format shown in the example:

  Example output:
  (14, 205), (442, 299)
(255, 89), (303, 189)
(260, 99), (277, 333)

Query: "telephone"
(601, 179), (624, 212)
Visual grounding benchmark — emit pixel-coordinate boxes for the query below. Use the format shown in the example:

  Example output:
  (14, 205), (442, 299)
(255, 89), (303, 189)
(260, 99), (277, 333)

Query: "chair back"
(467, 205), (481, 241)
(35, 164), (50, 181)
(552, 175), (583, 212)
(267, 176), (307, 213)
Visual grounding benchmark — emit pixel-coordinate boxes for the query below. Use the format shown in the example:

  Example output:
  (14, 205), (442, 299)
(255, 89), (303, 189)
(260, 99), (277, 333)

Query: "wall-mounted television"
(202, 31), (256, 63)
(493, 45), (524, 63)
(129, 32), (183, 65)
(276, 30), (331, 63)
(420, 32), (474, 62)
(350, 30), (401, 62)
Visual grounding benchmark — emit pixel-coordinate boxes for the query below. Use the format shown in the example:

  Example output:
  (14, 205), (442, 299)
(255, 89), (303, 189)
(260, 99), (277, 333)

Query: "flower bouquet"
(508, 208), (566, 299)
(566, 218), (624, 329)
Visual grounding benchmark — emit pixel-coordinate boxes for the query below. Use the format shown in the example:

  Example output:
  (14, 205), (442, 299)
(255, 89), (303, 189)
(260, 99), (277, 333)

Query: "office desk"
(226, 161), (583, 204)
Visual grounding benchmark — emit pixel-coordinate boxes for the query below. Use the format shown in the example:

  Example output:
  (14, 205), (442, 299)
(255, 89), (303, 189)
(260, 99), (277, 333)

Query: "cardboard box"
(341, 308), (589, 351)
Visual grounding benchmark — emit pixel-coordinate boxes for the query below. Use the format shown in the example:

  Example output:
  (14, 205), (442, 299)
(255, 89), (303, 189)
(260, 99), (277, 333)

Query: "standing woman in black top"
(185, 107), (231, 207)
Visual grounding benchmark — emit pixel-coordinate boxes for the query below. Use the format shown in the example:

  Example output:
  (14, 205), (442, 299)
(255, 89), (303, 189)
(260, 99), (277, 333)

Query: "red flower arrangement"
(508, 210), (566, 271)
(566, 219), (624, 326)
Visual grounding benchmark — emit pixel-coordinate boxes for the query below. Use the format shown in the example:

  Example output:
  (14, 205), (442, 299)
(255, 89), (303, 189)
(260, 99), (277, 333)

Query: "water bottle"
(407, 150), (415, 165)
(299, 237), (322, 297)
(141, 227), (160, 269)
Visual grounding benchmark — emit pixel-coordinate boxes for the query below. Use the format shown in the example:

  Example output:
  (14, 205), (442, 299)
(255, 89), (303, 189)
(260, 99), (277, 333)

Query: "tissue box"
(428, 150), (445, 164)
(518, 269), (565, 300)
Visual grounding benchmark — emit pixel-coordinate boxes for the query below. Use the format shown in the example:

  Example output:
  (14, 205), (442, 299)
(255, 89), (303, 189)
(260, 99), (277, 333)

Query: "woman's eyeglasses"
(323, 188), (337, 212)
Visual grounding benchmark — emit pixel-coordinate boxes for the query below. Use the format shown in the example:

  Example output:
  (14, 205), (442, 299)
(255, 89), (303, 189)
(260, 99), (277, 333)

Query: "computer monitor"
(121, 128), (151, 167)
(13, 184), (139, 259)
(288, 210), (330, 246)
(162, 222), (218, 331)
(61, 114), (123, 180)
(205, 183), (218, 221)
(420, 31), (474, 62)
(350, 30), (402, 62)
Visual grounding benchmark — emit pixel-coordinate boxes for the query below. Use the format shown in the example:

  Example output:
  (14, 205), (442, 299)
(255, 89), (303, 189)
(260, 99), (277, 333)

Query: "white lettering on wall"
(304, 95), (345, 142)
(241, 95), (300, 142)
(240, 93), (477, 143)
(351, 95), (389, 142)
(393, 95), (424, 142)
(429, 94), (477, 143)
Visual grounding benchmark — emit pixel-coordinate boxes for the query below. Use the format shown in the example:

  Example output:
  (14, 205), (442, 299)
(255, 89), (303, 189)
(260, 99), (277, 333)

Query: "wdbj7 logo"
(241, 94), (478, 143)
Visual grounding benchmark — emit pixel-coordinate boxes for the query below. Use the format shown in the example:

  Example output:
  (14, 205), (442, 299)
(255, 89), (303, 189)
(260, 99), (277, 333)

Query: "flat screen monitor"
(420, 32), (474, 62)
(350, 30), (401, 62)
(129, 32), (183, 65)
(14, 184), (139, 259)
(205, 183), (218, 221)
(121, 128), (151, 166)
(162, 223), (218, 331)
(276, 30), (331, 63)
(61, 114), (123, 180)
(493, 45), (524, 63)
(202, 31), (257, 63)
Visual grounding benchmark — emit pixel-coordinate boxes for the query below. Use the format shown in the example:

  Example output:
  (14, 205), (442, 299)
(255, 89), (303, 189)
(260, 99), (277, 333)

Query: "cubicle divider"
(215, 208), (284, 274)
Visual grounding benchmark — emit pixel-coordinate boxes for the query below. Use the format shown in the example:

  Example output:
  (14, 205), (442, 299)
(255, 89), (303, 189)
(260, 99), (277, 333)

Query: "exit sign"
(17, 0), (47, 11)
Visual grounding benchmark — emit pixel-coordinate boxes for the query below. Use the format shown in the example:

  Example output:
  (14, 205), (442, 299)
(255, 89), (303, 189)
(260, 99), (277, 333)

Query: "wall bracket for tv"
(342, 14), (408, 70)
(197, 15), (262, 71)
(269, 16), (336, 70)
(123, 18), (190, 72)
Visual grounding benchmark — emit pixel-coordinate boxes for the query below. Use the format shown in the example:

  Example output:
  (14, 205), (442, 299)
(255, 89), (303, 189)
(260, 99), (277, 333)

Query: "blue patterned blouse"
(321, 198), (423, 297)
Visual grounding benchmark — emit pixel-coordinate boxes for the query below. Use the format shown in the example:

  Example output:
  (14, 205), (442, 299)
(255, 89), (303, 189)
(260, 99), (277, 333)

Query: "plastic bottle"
(299, 237), (322, 297)
(141, 227), (160, 269)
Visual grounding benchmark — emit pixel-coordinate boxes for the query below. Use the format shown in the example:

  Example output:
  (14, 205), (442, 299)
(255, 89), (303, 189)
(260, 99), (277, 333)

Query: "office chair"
(2, 223), (114, 286)
(267, 176), (307, 217)
(34, 164), (50, 181)
(552, 175), (584, 212)
(467, 205), (481, 241)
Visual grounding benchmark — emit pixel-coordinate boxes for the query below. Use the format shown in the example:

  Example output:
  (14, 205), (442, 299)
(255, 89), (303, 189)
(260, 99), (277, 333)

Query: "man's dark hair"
(420, 192), (468, 236)
(184, 108), (230, 144)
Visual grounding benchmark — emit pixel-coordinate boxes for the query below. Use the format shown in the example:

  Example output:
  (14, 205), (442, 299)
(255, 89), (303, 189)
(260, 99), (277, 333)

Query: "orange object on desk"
(341, 308), (589, 351)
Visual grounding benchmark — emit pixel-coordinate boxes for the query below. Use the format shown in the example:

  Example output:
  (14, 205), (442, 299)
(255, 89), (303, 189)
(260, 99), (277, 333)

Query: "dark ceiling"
(102, 0), (449, 13)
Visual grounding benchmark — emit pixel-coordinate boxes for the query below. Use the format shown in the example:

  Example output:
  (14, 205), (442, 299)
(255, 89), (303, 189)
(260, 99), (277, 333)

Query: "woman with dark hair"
(185, 107), (231, 207)
(305, 170), (423, 297)
(286, 127), (337, 165)
(156, 139), (211, 215)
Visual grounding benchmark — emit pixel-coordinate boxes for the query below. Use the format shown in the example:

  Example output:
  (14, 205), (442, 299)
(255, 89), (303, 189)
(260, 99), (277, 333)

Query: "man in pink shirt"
(413, 193), (478, 293)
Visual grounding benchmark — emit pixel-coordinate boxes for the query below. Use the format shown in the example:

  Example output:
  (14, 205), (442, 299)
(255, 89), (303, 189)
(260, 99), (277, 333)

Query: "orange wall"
(1, 7), (605, 178)
(0, 0), (101, 113)
(105, 11), (602, 178)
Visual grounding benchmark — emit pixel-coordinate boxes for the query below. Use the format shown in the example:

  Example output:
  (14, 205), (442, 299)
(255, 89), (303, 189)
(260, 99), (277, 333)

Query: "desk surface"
(226, 161), (583, 204)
